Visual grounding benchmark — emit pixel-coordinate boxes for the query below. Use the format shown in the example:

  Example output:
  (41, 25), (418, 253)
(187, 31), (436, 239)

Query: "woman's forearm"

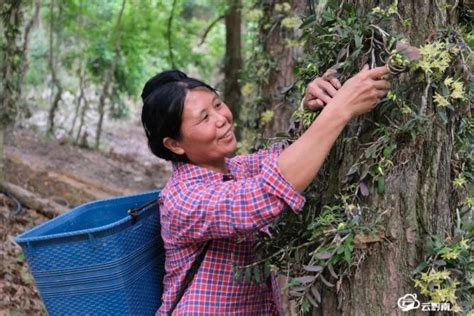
(277, 103), (350, 192)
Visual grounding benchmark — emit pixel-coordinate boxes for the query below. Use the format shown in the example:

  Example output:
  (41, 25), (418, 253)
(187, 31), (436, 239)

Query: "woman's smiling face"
(167, 87), (236, 171)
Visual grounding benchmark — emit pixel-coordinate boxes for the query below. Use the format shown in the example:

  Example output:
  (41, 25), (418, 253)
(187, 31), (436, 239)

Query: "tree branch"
(198, 14), (225, 46)
(167, 0), (177, 68)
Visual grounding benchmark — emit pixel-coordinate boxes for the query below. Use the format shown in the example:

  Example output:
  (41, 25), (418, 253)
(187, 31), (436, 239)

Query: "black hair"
(141, 70), (216, 162)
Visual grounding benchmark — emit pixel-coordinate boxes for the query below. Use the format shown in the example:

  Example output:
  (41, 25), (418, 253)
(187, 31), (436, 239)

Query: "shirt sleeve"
(164, 153), (305, 245)
(235, 142), (285, 177)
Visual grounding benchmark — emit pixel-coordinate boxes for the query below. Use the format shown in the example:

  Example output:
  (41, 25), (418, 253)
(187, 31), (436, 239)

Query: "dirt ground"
(1, 116), (171, 315)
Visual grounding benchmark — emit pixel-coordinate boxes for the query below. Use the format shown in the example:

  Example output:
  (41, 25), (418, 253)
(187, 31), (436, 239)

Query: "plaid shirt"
(157, 144), (305, 315)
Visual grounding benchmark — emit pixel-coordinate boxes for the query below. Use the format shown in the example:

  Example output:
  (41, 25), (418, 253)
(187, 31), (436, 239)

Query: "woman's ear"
(163, 137), (185, 156)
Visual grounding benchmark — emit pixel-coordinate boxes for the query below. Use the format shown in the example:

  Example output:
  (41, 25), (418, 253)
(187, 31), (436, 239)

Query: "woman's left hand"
(303, 68), (342, 111)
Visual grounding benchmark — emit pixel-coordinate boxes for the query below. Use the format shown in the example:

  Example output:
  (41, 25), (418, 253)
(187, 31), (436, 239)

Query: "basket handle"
(127, 199), (157, 225)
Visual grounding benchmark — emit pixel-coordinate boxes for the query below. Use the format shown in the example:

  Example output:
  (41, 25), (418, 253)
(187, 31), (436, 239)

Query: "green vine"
(237, 1), (473, 314)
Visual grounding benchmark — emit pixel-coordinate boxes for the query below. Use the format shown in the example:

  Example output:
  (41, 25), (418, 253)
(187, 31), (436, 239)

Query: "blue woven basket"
(16, 190), (165, 315)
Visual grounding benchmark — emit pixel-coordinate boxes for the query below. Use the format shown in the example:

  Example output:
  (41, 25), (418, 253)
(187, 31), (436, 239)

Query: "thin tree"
(94, 0), (126, 150)
(224, 0), (243, 137)
(47, 0), (63, 135)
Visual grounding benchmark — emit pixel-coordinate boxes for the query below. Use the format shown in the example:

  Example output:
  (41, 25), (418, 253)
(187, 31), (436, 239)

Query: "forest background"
(1, 0), (473, 315)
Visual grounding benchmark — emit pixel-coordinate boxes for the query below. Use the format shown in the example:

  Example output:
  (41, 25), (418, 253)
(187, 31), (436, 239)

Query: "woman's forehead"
(183, 88), (218, 116)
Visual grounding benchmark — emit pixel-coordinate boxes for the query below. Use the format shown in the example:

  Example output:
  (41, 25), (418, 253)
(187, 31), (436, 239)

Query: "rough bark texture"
(260, 0), (305, 137)
(224, 0), (243, 136)
(0, 1), (23, 187)
(314, 1), (458, 315)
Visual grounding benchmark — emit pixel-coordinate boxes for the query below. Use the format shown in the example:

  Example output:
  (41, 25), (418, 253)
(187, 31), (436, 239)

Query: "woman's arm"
(164, 154), (304, 245)
(278, 65), (390, 192)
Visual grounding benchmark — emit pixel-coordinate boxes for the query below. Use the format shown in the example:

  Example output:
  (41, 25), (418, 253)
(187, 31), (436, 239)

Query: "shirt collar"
(172, 158), (235, 182)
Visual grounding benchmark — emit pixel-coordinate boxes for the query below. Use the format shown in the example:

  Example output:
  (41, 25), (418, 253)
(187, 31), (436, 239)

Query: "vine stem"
(420, 74), (432, 116)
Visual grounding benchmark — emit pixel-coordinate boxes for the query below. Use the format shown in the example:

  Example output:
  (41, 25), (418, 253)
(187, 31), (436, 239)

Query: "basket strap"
(127, 199), (157, 224)
(167, 240), (211, 316)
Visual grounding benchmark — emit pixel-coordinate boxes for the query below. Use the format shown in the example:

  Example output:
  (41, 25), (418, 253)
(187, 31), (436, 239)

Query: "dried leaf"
(305, 292), (319, 307)
(320, 274), (334, 287)
(354, 230), (385, 249)
(396, 42), (421, 61)
(294, 275), (316, 285)
(327, 263), (338, 279)
(315, 252), (333, 260)
(289, 290), (305, 297)
(303, 264), (323, 272)
(358, 182), (369, 196)
(311, 285), (322, 303)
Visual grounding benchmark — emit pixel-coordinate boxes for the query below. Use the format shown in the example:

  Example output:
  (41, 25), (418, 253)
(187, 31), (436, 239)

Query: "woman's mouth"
(220, 128), (233, 140)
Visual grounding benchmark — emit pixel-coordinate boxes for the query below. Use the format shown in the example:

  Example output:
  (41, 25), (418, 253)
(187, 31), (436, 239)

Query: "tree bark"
(47, 0), (63, 135)
(17, 0), (40, 94)
(260, 0), (305, 137)
(0, 0), (23, 189)
(224, 0), (243, 136)
(94, 0), (126, 150)
(314, 2), (459, 315)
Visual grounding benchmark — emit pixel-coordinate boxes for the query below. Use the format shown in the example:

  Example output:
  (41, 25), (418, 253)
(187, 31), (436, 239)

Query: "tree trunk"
(75, 80), (89, 146)
(224, 0), (242, 136)
(260, 0), (305, 137)
(0, 0), (23, 189)
(47, 0), (63, 135)
(95, 0), (126, 150)
(69, 62), (83, 137)
(315, 2), (459, 315)
(17, 0), (40, 94)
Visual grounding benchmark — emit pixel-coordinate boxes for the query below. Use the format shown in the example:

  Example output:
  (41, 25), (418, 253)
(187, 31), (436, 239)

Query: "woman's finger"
(318, 80), (338, 97)
(322, 69), (342, 89)
(311, 87), (332, 104)
(373, 80), (391, 90)
(306, 98), (325, 110)
(329, 77), (342, 89)
(377, 89), (389, 99)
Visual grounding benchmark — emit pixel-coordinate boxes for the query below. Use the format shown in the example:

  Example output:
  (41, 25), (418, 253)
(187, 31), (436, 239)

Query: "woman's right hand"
(329, 65), (391, 119)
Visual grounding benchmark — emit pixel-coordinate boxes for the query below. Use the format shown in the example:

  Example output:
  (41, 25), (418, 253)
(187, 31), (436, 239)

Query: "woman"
(141, 65), (390, 315)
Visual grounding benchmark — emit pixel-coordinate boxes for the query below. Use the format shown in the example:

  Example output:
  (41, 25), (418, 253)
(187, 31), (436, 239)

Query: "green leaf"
(412, 261), (428, 275)
(344, 246), (352, 263)
(253, 265), (261, 284)
(245, 267), (252, 284)
(354, 33), (362, 48)
(234, 267), (242, 283)
(377, 176), (385, 194)
(264, 262), (272, 279)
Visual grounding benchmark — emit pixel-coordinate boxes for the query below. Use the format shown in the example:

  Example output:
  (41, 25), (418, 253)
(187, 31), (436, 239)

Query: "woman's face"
(174, 88), (236, 170)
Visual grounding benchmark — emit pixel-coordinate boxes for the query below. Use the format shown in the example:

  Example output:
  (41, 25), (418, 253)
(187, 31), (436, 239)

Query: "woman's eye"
(202, 114), (209, 121)
(215, 102), (222, 108)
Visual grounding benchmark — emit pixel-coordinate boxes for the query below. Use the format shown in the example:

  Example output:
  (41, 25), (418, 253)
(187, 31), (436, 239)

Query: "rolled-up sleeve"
(165, 153), (305, 245)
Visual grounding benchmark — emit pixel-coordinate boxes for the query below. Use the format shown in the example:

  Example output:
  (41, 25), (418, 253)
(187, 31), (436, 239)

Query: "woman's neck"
(195, 159), (228, 174)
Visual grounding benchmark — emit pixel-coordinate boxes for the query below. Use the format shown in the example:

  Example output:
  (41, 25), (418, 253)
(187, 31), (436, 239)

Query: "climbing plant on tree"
(238, 1), (473, 314)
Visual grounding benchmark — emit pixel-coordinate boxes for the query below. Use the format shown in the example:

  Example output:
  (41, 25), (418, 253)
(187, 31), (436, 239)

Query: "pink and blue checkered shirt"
(157, 144), (305, 315)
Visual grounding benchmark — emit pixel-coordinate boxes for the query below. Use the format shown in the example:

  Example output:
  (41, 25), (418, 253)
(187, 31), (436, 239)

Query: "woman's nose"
(215, 112), (226, 127)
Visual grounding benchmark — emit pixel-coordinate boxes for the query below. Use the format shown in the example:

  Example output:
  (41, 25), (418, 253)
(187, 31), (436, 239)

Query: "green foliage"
(237, 1), (473, 314)
(413, 211), (473, 313)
